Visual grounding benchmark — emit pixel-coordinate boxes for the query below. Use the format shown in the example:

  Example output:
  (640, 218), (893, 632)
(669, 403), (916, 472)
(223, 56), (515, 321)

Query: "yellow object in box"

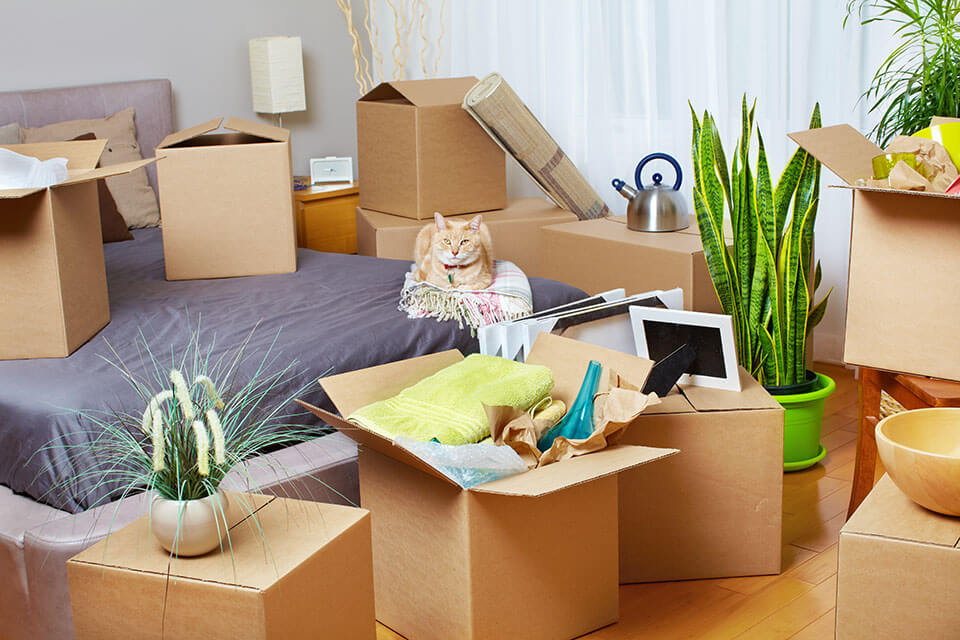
(871, 152), (922, 179)
(912, 121), (960, 171)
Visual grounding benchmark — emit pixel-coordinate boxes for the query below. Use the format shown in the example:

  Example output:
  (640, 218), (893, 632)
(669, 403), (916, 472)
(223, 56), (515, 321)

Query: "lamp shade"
(249, 36), (306, 114)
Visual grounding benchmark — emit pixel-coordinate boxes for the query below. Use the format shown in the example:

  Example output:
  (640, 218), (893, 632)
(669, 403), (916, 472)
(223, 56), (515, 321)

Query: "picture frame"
(629, 306), (741, 392)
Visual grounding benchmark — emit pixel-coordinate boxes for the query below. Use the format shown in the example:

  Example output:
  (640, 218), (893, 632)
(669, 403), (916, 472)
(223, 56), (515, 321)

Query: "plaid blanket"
(399, 260), (533, 332)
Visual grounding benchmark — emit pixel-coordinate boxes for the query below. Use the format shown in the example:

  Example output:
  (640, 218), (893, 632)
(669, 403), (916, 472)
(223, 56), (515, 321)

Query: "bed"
(0, 79), (587, 640)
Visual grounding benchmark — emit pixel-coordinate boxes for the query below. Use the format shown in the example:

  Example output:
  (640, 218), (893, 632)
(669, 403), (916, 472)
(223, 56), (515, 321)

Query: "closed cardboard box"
(0, 140), (152, 359)
(791, 122), (960, 381)
(540, 216), (729, 312)
(301, 334), (678, 640)
(837, 475), (960, 639)
(155, 117), (296, 280)
(68, 494), (376, 640)
(356, 197), (577, 277)
(617, 370), (784, 582)
(357, 77), (507, 219)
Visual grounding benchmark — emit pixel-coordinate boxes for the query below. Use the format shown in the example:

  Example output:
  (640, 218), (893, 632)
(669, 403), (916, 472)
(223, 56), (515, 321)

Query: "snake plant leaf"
(711, 118), (733, 212)
(814, 260), (822, 292)
(806, 287), (833, 335)
(693, 186), (738, 320)
(698, 113), (726, 235)
(793, 249), (811, 382)
(773, 147), (805, 255)
(755, 130), (777, 262)
(689, 102), (702, 189)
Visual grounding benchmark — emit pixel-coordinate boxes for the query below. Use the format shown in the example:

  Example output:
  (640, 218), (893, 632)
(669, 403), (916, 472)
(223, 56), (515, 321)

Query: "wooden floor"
(377, 362), (857, 640)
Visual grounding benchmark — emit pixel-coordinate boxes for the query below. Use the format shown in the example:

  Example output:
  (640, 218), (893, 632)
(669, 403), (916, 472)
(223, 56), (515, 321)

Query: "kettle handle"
(636, 153), (682, 191)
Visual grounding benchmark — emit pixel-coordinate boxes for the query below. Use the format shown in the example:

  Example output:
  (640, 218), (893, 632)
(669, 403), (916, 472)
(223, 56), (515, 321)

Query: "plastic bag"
(0, 148), (69, 190)
(395, 437), (528, 489)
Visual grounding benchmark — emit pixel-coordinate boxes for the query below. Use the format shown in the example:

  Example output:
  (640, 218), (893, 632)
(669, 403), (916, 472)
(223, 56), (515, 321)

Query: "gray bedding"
(0, 229), (585, 513)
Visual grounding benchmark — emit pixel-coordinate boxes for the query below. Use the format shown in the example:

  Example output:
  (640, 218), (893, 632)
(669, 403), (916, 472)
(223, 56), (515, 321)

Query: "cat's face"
(432, 213), (484, 266)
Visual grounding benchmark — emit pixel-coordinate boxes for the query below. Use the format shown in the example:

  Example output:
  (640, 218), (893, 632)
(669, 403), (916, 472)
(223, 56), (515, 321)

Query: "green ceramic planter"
(766, 373), (836, 472)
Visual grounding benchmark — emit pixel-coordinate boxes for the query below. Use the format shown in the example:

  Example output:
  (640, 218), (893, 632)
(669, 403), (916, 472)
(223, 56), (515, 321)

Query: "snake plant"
(689, 98), (831, 387)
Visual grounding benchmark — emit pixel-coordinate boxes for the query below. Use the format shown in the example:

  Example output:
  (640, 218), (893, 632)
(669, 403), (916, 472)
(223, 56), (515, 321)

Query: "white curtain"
(422, 0), (889, 363)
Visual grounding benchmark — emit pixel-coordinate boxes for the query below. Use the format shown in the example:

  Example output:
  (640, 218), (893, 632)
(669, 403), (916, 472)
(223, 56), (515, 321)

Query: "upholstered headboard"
(0, 79), (173, 195)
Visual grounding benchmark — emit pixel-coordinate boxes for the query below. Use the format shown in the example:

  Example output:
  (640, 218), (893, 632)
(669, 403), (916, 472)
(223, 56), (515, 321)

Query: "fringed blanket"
(399, 260), (533, 332)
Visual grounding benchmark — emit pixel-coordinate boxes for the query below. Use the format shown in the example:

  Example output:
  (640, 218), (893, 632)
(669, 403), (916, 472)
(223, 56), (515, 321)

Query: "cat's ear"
(469, 215), (482, 232)
(434, 212), (447, 231)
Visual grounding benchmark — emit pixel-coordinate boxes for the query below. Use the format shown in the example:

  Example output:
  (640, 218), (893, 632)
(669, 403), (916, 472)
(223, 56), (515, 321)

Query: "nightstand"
(293, 179), (360, 253)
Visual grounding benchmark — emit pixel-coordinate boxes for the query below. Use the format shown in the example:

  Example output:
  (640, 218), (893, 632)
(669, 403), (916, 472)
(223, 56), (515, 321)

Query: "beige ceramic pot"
(875, 408), (960, 516)
(150, 489), (233, 556)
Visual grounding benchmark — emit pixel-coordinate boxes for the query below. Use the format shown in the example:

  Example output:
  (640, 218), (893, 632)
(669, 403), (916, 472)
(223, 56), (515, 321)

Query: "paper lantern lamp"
(249, 36), (306, 117)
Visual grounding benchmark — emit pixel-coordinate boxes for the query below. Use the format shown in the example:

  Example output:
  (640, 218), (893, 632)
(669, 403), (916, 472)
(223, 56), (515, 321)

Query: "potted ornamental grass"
(45, 324), (333, 556)
(689, 97), (835, 471)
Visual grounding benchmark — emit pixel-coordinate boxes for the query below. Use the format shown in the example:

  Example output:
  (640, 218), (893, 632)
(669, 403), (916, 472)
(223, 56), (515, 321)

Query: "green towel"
(348, 354), (554, 445)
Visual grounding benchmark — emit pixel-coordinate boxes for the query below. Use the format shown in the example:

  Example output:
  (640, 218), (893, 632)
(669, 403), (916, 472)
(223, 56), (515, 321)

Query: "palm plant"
(689, 98), (831, 387)
(845, 0), (960, 146)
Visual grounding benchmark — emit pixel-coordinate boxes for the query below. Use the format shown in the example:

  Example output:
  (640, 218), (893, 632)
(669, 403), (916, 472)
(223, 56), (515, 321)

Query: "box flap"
(297, 401), (466, 489)
(930, 116), (960, 126)
(2, 140), (107, 171)
(843, 476), (960, 547)
(56, 157), (156, 186)
(831, 183), (960, 200)
(157, 117), (224, 149)
(469, 443), (678, 497)
(319, 350), (464, 417)
(680, 368), (781, 412)
(787, 124), (882, 185)
(371, 77), (479, 107)
(0, 187), (45, 199)
(641, 387), (696, 414)
(525, 332), (653, 397)
(224, 116), (289, 143)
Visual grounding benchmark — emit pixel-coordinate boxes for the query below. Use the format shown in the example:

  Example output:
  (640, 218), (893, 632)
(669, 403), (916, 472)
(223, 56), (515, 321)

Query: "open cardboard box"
(155, 117), (296, 280)
(837, 475), (960, 639)
(300, 333), (678, 640)
(617, 368), (784, 582)
(0, 139), (153, 359)
(356, 196), (577, 277)
(357, 77), (507, 220)
(68, 494), (376, 639)
(790, 120), (960, 380)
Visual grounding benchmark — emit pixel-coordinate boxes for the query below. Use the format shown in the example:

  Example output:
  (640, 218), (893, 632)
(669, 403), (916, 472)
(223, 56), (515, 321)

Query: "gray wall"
(0, 0), (361, 175)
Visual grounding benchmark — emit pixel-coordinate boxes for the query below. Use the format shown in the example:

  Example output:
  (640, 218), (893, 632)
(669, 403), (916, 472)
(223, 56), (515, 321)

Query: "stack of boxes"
(354, 77), (578, 276)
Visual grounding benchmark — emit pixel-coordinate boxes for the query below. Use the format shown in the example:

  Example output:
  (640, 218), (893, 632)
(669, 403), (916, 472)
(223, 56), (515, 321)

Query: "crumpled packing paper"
(484, 367), (660, 469)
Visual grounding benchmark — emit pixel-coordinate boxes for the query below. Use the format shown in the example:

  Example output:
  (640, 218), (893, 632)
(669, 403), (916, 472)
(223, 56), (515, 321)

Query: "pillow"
(0, 122), (20, 144)
(71, 133), (133, 243)
(22, 107), (160, 228)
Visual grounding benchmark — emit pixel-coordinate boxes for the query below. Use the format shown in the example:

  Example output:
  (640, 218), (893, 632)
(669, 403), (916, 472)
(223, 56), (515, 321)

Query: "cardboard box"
(837, 475), (960, 639)
(68, 494), (375, 640)
(357, 77), (507, 219)
(790, 122), (960, 380)
(617, 369), (784, 582)
(356, 196), (578, 277)
(0, 140), (152, 360)
(301, 334), (678, 640)
(540, 215), (730, 312)
(155, 117), (296, 280)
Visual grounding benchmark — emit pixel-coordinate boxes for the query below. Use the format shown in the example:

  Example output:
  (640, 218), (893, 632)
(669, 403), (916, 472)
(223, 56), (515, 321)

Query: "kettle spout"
(612, 178), (638, 200)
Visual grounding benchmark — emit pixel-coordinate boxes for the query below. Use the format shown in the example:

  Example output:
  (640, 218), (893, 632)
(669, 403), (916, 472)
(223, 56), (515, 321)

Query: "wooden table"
(848, 367), (960, 518)
(294, 179), (360, 253)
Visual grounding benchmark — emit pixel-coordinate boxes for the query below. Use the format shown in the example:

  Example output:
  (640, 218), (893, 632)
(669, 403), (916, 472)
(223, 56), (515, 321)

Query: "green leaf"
(814, 260), (822, 292)
(807, 287), (833, 335)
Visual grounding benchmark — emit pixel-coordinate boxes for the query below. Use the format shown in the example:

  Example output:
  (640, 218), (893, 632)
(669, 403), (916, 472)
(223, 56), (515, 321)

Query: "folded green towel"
(348, 354), (554, 445)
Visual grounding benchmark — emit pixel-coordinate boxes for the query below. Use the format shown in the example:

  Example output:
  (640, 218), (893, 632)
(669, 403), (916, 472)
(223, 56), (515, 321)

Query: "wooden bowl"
(875, 408), (960, 516)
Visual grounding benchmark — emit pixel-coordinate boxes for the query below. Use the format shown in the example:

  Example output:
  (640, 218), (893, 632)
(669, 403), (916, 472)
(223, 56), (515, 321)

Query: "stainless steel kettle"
(612, 152), (689, 232)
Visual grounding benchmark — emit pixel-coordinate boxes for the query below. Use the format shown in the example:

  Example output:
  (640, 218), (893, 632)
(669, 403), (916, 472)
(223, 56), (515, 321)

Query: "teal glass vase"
(537, 360), (602, 452)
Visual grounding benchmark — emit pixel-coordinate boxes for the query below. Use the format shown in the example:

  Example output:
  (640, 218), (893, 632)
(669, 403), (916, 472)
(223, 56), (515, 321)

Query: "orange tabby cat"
(414, 213), (493, 290)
